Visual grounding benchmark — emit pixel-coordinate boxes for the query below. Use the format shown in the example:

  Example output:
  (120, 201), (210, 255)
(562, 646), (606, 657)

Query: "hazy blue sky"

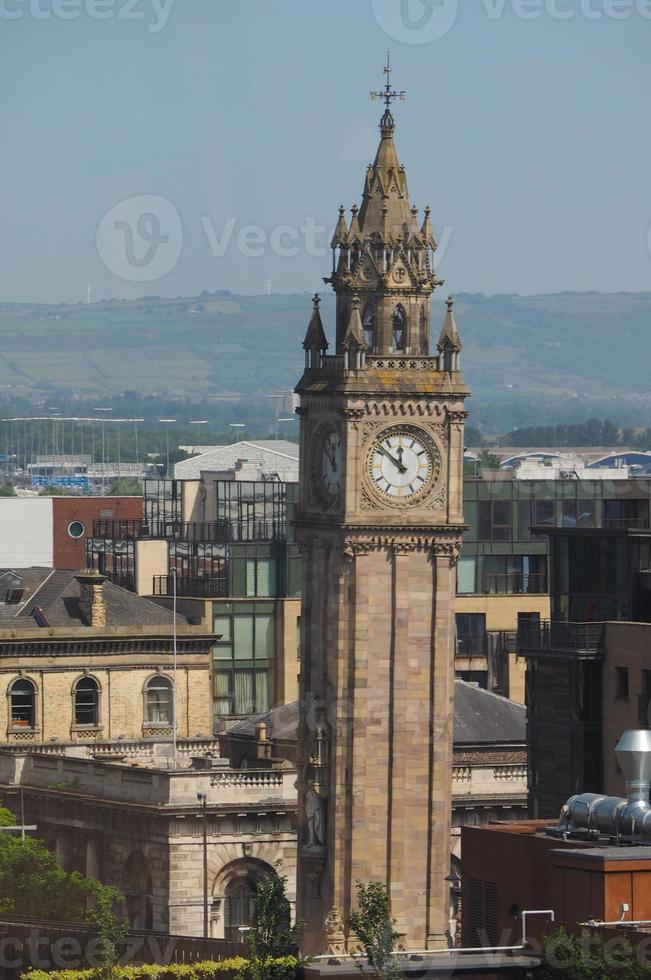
(1, 0), (650, 303)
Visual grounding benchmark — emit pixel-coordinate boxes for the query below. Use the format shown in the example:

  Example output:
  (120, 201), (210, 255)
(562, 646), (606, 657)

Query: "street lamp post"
(277, 417), (295, 441)
(189, 420), (208, 455)
(158, 420), (177, 478)
(197, 792), (209, 938)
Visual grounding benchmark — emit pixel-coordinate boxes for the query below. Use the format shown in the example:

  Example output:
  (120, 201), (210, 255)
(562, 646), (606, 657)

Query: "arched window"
(10, 678), (36, 728)
(224, 877), (256, 943)
(74, 677), (99, 727)
(145, 675), (173, 725)
(419, 305), (428, 353)
(361, 304), (375, 352)
(392, 305), (406, 351)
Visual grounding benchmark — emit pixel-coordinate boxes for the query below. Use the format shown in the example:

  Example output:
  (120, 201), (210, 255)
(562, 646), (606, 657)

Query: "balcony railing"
(517, 620), (605, 658)
(603, 516), (650, 530)
(93, 519), (230, 543)
(481, 572), (547, 595)
(103, 570), (135, 592)
(152, 575), (228, 598)
(455, 630), (518, 659)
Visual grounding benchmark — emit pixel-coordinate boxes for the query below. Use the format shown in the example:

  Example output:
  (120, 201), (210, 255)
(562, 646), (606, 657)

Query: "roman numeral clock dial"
(321, 430), (343, 498)
(368, 428), (439, 501)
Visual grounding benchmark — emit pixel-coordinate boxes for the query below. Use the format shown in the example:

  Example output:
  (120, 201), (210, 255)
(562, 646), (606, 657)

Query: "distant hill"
(0, 290), (649, 430)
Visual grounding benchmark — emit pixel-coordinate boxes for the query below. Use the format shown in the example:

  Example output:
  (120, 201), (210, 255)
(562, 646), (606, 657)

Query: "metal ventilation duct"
(559, 730), (651, 839)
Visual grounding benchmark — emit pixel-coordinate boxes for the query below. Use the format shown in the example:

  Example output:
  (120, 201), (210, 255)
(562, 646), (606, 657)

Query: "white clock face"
(321, 431), (343, 497)
(369, 429), (434, 499)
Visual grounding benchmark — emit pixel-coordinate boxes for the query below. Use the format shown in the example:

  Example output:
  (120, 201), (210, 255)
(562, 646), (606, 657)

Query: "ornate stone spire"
(438, 296), (462, 372)
(341, 296), (367, 351)
(325, 59), (442, 356)
(303, 293), (329, 368)
(330, 206), (349, 249)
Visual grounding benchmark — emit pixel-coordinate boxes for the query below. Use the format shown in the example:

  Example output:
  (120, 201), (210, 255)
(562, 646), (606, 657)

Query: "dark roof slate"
(225, 680), (526, 749)
(0, 567), (182, 629)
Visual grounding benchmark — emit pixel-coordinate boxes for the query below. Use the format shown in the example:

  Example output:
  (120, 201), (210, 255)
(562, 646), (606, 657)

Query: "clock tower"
(294, 66), (469, 953)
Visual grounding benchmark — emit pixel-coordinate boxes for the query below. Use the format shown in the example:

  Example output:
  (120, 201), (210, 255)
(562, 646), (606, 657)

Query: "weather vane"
(370, 51), (406, 109)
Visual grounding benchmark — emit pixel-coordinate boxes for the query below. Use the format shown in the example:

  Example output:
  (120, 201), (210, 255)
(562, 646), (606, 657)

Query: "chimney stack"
(74, 570), (107, 628)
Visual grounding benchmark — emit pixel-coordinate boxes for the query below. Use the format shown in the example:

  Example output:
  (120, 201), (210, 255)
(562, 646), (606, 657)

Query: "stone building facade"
(0, 568), (213, 745)
(0, 751), (296, 939)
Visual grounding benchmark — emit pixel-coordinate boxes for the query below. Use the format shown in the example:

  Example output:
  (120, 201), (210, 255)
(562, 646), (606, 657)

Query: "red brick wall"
(52, 496), (143, 569)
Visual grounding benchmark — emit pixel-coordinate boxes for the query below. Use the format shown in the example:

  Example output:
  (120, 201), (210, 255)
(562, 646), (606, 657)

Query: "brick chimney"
(74, 570), (107, 628)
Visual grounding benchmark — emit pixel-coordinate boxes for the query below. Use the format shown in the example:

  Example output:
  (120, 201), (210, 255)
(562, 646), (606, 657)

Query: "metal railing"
(93, 518), (230, 543)
(481, 572), (547, 595)
(603, 516), (650, 530)
(517, 620), (605, 656)
(152, 575), (228, 598)
(456, 629), (518, 658)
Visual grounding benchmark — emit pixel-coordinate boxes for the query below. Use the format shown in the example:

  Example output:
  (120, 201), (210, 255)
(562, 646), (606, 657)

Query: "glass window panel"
(254, 613), (275, 660)
(234, 671), (254, 715)
(11, 680), (35, 727)
(517, 500), (532, 538)
(213, 643), (233, 661)
(214, 671), (232, 716)
(74, 679), (98, 726)
(534, 500), (555, 525)
(231, 558), (247, 597)
(256, 560), (276, 597)
(146, 678), (172, 724)
(246, 561), (257, 597)
(456, 557), (476, 594)
(464, 501), (477, 541)
(477, 501), (492, 541)
(214, 616), (232, 642)
(255, 669), (270, 712)
(234, 616), (254, 660)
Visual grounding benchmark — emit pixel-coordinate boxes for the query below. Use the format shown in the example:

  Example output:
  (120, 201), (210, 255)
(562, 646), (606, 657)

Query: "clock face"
(321, 430), (343, 498)
(368, 428), (435, 500)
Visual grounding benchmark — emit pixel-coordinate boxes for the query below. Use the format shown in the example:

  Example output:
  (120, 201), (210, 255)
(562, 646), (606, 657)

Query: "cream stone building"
(0, 568), (213, 744)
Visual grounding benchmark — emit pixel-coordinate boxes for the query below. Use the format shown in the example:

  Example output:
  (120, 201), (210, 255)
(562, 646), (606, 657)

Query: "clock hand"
(378, 445), (407, 474)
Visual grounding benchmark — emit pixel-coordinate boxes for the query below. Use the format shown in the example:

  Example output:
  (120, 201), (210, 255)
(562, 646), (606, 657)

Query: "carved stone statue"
(325, 906), (345, 955)
(305, 783), (325, 848)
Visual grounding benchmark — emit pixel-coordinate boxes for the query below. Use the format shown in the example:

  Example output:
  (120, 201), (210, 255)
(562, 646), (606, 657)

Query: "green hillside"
(0, 290), (649, 431)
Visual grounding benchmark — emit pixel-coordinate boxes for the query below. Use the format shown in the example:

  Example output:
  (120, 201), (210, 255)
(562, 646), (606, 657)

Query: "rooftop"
(0, 567), (188, 630)
(223, 681), (526, 752)
(174, 440), (298, 481)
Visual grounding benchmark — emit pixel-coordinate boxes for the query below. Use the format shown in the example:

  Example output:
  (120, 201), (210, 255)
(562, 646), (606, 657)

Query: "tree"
(479, 449), (501, 469)
(0, 807), (125, 941)
(85, 884), (128, 978)
(0, 481), (16, 496)
(108, 477), (143, 496)
(347, 881), (401, 980)
(248, 871), (297, 963)
(536, 926), (651, 979)
(38, 484), (67, 496)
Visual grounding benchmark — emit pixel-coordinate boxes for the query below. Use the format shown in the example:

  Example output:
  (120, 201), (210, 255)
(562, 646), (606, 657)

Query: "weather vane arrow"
(370, 51), (406, 107)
